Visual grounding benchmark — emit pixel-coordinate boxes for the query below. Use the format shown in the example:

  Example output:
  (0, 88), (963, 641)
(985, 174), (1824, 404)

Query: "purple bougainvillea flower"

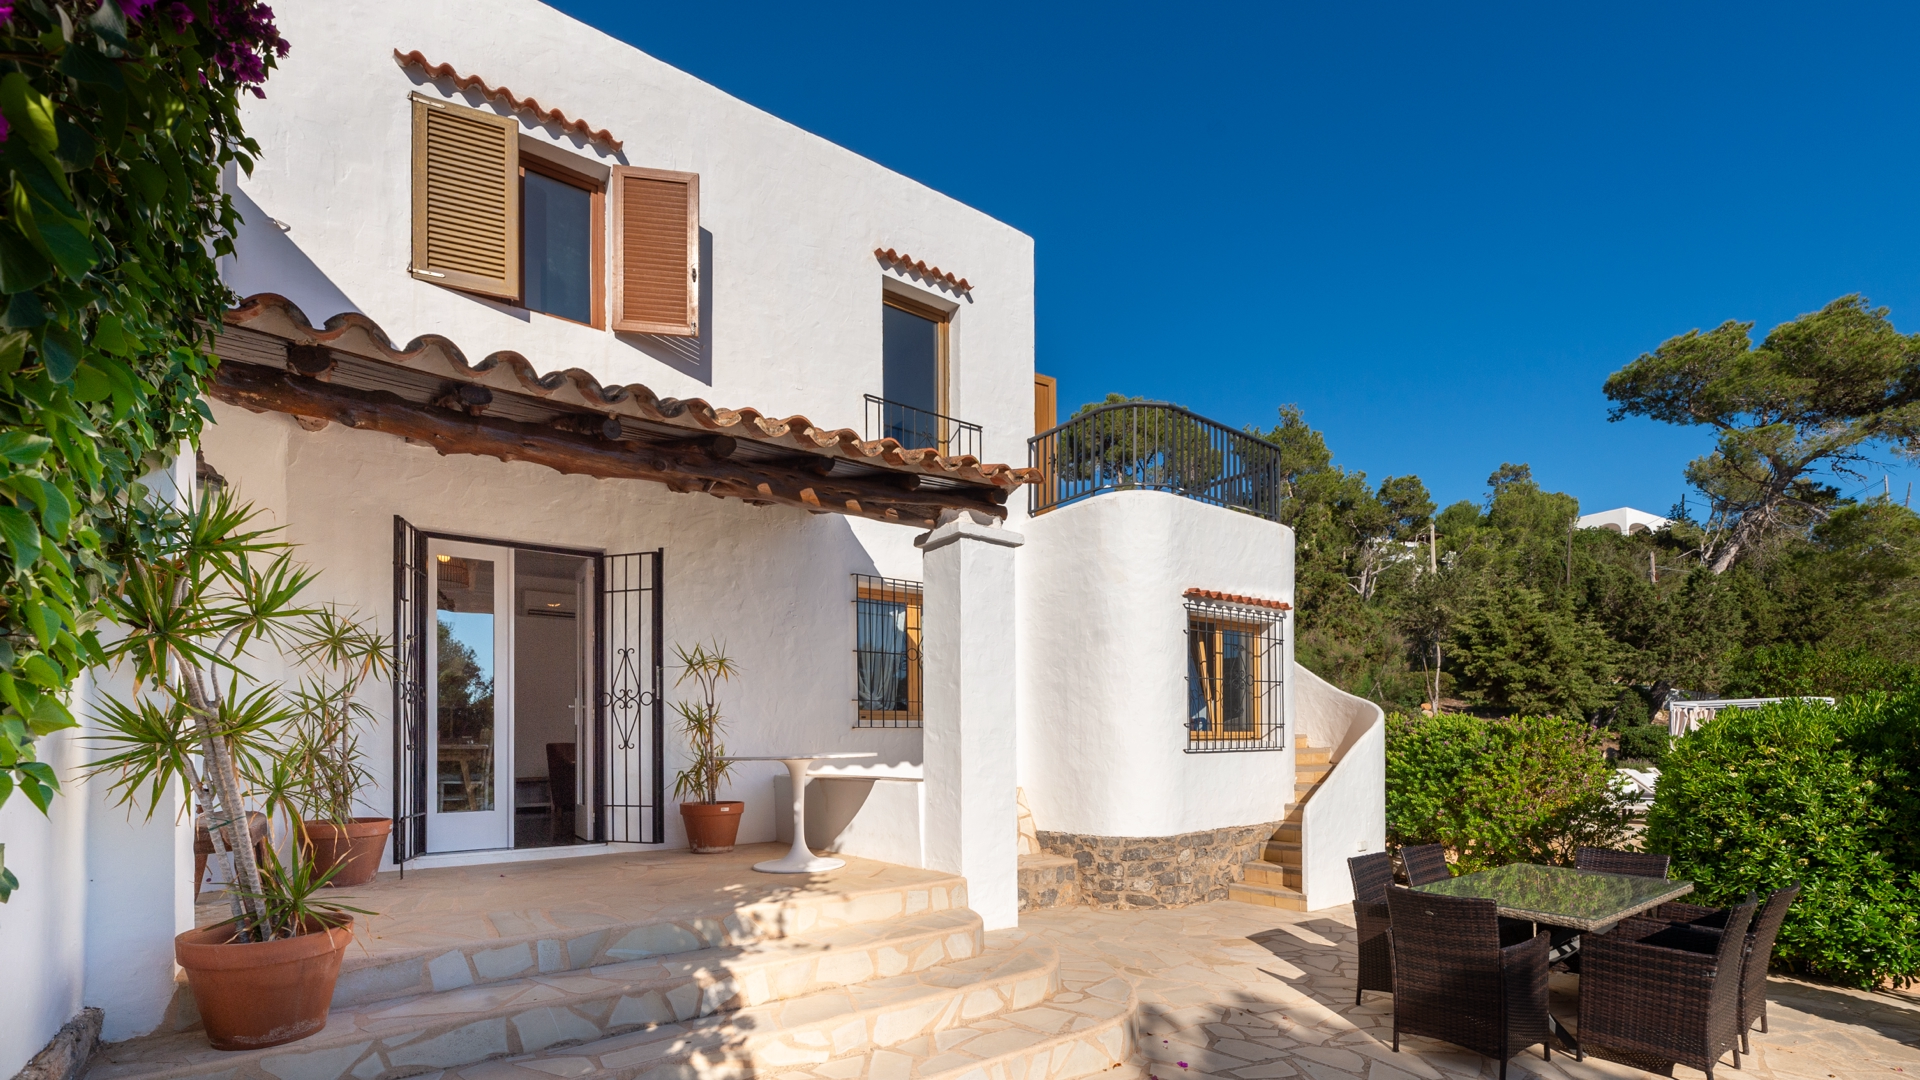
(0, 2), (14, 23)
(121, 0), (159, 18)
(1177, 1063), (1189, 1070)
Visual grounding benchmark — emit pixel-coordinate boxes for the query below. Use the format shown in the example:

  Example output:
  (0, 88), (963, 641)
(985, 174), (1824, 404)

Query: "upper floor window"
(409, 94), (699, 336)
(879, 293), (949, 449)
(1185, 595), (1285, 752)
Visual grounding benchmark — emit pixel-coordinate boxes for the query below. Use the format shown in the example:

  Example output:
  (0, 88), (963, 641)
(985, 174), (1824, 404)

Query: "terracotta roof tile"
(875, 248), (971, 292)
(1184, 588), (1291, 611)
(396, 49), (621, 151)
(220, 294), (1038, 495)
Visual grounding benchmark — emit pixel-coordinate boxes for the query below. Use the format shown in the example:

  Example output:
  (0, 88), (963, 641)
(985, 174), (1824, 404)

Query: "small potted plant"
(284, 608), (392, 887)
(88, 491), (371, 1049)
(672, 641), (743, 853)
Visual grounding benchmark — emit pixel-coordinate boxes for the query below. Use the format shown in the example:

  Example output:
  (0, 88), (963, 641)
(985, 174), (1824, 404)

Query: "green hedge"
(1646, 696), (1920, 988)
(1386, 712), (1627, 872)
(1615, 723), (1670, 765)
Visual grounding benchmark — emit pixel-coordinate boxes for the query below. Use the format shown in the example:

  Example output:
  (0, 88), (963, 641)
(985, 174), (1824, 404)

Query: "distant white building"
(1577, 506), (1672, 535)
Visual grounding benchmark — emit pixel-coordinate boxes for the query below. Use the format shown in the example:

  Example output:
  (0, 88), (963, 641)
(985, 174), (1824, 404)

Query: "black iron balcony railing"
(864, 394), (983, 459)
(1028, 401), (1285, 521)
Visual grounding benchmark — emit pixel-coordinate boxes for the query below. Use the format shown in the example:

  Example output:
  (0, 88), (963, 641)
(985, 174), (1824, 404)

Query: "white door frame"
(426, 539), (515, 853)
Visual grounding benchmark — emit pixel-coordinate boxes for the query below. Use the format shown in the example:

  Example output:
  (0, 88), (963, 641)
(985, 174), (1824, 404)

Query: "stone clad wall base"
(1036, 822), (1282, 909)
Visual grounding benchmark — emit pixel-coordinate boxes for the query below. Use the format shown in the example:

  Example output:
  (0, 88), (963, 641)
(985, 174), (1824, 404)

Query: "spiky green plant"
(671, 642), (739, 804)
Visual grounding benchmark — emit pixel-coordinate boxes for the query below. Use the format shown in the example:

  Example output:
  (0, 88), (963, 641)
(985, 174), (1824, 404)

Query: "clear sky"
(551, 0), (1920, 515)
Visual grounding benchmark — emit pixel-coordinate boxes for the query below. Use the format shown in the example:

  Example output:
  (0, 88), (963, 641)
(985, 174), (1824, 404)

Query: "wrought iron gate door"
(598, 550), (663, 844)
(391, 516), (429, 864)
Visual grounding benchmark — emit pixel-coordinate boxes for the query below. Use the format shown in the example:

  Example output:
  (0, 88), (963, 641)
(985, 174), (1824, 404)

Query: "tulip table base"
(730, 753), (876, 874)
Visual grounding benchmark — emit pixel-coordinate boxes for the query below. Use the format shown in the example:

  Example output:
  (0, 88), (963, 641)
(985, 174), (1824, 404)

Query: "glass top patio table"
(1411, 862), (1694, 932)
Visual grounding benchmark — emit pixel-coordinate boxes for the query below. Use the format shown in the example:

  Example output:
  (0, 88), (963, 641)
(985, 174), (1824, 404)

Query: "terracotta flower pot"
(175, 916), (354, 1050)
(299, 817), (391, 887)
(680, 801), (745, 853)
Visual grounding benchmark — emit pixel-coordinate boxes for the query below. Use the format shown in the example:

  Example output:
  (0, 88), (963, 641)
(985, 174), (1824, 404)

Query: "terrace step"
(1240, 861), (1301, 891)
(441, 941), (1135, 1080)
(1260, 840), (1301, 868)
(1225, 881), (1308, 911)
(87, 919), (1041, 1080)
(172, 858), (971, 1022)
(1016, 853), (1078, 912)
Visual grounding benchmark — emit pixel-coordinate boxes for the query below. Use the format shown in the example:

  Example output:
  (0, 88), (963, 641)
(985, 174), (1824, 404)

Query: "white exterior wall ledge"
(915, 510), (1027, 553)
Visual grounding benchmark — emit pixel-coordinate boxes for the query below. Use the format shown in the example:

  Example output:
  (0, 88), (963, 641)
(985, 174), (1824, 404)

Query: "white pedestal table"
(732, 753), (877, 873)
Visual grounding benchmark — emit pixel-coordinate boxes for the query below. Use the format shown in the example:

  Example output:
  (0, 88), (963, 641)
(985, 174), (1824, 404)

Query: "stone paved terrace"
(1017, 898), (1920, 1080)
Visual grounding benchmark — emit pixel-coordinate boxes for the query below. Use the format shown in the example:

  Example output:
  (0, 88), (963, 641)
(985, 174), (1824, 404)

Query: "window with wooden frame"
(1185, 597), (1285, 751)
(409, 96), (699, 335)
(879, 292), (950, 450)
(520, 155), (604, 327)
(854, 575), (923, 728)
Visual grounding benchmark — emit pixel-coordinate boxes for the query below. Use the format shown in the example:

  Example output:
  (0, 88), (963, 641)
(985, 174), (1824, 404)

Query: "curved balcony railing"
(1028, 401), (1285, 521)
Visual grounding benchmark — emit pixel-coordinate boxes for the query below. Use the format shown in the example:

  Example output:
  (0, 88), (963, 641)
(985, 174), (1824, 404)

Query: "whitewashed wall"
(222, 0), (1036, 473)
(1015, 491), (1297, 839)
(199, 403), (936, 859)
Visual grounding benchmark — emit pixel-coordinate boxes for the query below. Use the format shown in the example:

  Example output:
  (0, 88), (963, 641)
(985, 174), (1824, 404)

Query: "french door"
(391, 518), (664, 864)
(425, 539), (515, 852)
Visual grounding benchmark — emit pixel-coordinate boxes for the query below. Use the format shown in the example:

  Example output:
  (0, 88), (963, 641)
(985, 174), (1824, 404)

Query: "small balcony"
(864, 394), (983, 459)
(1028, 400), (1285, 521)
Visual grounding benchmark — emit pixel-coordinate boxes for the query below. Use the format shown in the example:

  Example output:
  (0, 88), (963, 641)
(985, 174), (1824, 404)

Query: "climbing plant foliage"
(0, 0), (285, 900)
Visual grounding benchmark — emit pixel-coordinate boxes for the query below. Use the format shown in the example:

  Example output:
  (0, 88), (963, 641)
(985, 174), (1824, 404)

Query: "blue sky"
(553, 1), (1920, 514)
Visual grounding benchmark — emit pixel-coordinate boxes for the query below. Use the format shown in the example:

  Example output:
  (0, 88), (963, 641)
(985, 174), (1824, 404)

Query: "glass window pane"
(524, 171), (593, 324)
(437, 556), (496, 813)
(856, 598), (910, 712)
(882, 303), (941, 444)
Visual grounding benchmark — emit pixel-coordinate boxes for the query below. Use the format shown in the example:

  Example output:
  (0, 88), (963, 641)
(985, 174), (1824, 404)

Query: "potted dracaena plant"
(87, 490), (372, 1051)
(281, 610), (392, 887)
(672, 641), (743, 853)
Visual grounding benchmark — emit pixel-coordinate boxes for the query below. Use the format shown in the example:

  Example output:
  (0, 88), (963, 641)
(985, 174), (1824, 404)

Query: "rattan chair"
(1400, 843), (1451, 886)
(1349, 851), (1395, 1005)
(1579, 899), (1757, 1080)
(1654, 884), (1801, 1053)
(1385, 887), (1551, 1080)
(1574, 846), (1671, 879)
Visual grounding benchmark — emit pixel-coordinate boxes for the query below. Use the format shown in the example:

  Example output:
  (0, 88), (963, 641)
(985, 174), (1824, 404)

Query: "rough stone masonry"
(1036, 821), (1280, 909)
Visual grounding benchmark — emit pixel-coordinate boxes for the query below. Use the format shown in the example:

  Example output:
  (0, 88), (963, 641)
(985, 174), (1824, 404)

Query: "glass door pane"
(427, 541), (513, 852)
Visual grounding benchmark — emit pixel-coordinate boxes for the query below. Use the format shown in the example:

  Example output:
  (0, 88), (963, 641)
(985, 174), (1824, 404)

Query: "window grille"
(1185, 596), (1285, 752)
(853, 575), (923, 728)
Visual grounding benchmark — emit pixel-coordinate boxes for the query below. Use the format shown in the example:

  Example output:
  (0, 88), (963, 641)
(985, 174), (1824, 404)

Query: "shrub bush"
(1386, 711), (1628, 872)
(1615, 723), (1670, 766)
(1645, 696), (1920, 988)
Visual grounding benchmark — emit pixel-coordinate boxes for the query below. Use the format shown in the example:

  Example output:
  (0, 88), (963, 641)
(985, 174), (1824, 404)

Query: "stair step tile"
(1225, 882), (1307, 911)
(1240, 862), (1301, 890)
(85, 909), (998, 1080)
(1260, 841), (1300, 867)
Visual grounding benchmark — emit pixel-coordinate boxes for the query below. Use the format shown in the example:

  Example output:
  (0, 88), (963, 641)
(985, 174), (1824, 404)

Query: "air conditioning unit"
(524, 589), (577, 618)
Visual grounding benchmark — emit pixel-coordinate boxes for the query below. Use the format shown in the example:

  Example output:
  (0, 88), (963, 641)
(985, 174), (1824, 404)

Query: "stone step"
(439, 941), (1135, 1080)
(1016, 853), (1078, 912)
(1293, 780), (1322, 798)
(1241, 861), (1301, 891)
(1295, 745), (1330, 766)
(1294, 763), (1331, 783)
(1271, 822), (1301, 843)
(87, 909), (1001, 1080)
(1261, 840), (1300, 867)
(241, 869), (973, 1017)
(1225, 880), (1307, 911)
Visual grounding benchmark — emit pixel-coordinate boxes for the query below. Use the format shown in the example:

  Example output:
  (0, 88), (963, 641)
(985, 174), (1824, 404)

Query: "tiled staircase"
(1226, 739), (1332, 911)
(87, 862), (1133, 1080)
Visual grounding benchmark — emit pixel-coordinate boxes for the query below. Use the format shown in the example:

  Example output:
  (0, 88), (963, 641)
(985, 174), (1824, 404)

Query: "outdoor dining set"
(1348, 845), (1801, 1080)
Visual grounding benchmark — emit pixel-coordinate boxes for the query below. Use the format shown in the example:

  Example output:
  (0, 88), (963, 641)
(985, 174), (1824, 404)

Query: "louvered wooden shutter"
(410, 95), (519, 299)
(1034, 373), (1058, 435)
(611, 166), (699, 336)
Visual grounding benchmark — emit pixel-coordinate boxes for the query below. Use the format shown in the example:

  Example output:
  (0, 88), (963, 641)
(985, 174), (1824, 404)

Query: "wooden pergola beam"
(209, 364), (1007, 525)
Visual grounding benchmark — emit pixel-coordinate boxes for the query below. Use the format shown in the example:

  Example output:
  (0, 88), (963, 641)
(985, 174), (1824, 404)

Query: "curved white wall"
(1294, 663), (1386, 910)
(1016, 491), (1295, 839)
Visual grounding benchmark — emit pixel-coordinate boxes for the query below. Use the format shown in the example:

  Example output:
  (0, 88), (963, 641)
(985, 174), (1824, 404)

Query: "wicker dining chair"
(1385, 887), (1551, 1080)
(1653, 884), (1802, 1053)
(1349, 852), (1395, 1005)
(1574, 846), (1671, 879)
(1400, 843), (1451, 886)
(1579, 899), (1757, 1080)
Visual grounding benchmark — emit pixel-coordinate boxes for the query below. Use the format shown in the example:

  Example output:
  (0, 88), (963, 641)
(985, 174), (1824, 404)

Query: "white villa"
(1575, 506), (1672, 535)
(2, 2), (1384, 1077)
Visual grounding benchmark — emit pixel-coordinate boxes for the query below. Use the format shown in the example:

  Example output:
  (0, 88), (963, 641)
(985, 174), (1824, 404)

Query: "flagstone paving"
(1016, 898), (1920, 1080)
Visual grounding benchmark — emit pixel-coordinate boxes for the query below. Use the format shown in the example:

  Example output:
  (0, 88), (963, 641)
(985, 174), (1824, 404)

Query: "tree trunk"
(186, 676), (272, 940)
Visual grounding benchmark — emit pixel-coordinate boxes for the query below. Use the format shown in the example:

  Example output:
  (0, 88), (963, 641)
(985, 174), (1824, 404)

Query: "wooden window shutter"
(610, 166), (699, 336)
(1034, 373), (1058, 435)
(410, 95), (519, 299)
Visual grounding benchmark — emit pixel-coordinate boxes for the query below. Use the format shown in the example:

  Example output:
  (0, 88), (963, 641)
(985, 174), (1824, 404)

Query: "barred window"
(1185, 596), (1285, 751)
(854, 575), (922, 727)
